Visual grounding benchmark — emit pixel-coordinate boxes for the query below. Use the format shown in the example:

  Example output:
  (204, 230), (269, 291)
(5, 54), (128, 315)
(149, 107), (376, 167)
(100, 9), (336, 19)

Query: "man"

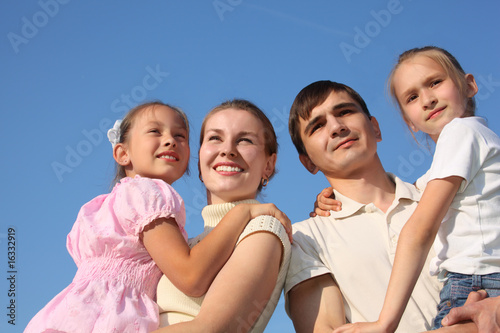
(284, 80), (481, 332)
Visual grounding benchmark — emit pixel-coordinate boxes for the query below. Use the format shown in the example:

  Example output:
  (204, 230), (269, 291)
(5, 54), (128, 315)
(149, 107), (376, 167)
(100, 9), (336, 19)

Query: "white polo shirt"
(416, 117), (500, 276)
(285, 175), (441, 332)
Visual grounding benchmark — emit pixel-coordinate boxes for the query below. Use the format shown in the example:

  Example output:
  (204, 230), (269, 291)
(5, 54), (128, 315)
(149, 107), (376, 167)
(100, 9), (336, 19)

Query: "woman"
(155, 99), (291, 332)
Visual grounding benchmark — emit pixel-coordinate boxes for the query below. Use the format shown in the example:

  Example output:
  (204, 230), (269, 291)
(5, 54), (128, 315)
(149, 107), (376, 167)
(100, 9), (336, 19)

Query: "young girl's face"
(393, 55), (474, 142)
(122, 105), (190, 184)
(199, 108), (276, 204)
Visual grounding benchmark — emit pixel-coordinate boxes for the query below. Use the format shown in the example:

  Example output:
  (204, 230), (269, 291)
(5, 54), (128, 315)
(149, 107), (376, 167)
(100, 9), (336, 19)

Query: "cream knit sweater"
(156, 199), (291, 332)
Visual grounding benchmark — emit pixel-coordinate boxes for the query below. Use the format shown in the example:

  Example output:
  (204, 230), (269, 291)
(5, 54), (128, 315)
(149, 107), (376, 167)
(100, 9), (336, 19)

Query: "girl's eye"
(431, 79), (442, 87)
(149, 129), (161, 134)
(407, 95), (417, 103)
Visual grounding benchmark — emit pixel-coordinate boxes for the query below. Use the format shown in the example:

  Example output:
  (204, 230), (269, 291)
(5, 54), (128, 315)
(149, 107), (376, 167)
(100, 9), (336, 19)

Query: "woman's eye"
(237, 137), (253, 144)
(208, 135), (221, 141)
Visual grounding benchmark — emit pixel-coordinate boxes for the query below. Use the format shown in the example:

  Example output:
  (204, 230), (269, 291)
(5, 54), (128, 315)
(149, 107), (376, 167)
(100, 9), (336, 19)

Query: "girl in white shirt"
(333, 46), (500, 332)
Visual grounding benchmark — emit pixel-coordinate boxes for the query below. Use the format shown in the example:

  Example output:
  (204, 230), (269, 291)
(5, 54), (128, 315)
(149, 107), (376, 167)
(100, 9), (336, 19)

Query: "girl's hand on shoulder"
(238, 203), (293, 243)
(310, 187), (342, 217)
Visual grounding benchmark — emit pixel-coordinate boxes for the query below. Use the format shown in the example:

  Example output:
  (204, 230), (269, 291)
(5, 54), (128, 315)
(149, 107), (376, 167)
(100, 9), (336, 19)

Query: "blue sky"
(2, 1), (500, 331)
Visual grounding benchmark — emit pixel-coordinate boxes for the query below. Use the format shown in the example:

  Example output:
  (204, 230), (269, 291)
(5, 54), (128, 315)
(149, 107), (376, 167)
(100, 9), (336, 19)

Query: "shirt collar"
(328, 173), (420, 219)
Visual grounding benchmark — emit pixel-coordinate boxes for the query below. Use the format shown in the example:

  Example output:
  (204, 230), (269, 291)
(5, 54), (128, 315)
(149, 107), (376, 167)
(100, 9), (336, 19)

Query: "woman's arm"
(334, 176), (463, 333)
(153, 230), (284, 332)
(143, 203), (291, 297)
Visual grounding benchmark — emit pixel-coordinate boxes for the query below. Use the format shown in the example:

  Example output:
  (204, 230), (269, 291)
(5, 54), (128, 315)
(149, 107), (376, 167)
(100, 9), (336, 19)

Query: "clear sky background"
(2, 1), (500, 331)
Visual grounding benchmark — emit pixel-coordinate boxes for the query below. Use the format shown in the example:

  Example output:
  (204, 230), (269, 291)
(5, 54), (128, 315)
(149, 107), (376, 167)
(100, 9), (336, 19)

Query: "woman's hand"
(333, 321), (390, 333)
(310, 187), (342, 217)
(240, 203), (293, 243)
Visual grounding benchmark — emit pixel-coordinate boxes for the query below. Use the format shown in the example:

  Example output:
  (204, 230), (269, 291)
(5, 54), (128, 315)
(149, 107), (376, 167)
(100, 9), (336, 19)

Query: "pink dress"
(25, 176), (187, 333)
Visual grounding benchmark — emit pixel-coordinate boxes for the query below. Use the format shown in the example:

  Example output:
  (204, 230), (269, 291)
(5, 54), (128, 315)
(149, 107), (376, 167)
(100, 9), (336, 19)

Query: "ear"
(465, 73), (478, 98)
(113, 143), (131, 166)
(263, 153), (277, 179)
(369, 116), (382, 142)
(401, 115), (419, 133)
(299, 154), (319, 175)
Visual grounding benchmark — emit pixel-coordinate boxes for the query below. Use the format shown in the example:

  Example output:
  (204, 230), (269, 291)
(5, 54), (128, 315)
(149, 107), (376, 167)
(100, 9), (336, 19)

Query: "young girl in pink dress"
(24, 101), (291, 333)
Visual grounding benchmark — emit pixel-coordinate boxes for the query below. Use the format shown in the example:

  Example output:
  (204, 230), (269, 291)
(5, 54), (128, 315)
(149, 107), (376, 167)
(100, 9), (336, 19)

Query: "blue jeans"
(432, 272), (500, 330)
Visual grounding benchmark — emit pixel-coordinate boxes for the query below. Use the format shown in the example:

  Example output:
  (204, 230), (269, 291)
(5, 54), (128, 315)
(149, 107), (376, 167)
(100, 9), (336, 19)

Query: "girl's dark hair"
(111, 101), (189, 185)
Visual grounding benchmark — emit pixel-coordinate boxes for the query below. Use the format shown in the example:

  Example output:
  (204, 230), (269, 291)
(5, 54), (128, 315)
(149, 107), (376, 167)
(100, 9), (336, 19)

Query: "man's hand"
(442, 290), (500, 333)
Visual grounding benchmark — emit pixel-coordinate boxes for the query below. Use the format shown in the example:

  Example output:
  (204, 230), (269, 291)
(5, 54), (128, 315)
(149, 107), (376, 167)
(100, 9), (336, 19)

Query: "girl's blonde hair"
(388, 46), (476, 133)
(198, 99), (278, 193)
(112, 101), (190, 185)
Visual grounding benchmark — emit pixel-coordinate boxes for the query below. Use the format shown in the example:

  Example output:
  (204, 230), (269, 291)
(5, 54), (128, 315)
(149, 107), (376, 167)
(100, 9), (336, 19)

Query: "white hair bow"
(107, 120), (122, 148)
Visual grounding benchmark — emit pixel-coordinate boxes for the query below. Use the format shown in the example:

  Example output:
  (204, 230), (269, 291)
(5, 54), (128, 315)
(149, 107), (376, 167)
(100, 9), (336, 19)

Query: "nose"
(421, 89), (437, 110)
(220, 141), (237, 158)
(163, 134), (177, 148)
(327, 115), (347, 138)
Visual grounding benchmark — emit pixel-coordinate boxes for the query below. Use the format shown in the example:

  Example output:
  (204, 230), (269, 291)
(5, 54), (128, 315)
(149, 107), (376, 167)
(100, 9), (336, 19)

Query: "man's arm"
(288, 273), (346, 333)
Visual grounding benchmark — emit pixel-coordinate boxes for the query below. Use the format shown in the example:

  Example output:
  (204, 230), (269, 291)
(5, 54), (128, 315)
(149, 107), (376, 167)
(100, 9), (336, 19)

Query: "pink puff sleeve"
(112, 176), (188, 241)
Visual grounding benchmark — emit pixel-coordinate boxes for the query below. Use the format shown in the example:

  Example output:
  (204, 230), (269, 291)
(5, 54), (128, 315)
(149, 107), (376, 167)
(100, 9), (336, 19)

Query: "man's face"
(298, 90), (382, 178)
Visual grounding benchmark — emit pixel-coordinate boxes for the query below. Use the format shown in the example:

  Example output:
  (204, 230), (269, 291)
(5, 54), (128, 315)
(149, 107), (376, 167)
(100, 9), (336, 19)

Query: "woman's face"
(199, 108), (276, 204)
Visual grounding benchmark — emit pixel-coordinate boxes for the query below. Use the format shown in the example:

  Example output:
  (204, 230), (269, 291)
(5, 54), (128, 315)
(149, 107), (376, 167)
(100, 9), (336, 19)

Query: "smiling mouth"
(157, 152), (179, 161)
(215, 165), (243, 172)
(335, 138), (357, 150)
(427, 107), (445, 120)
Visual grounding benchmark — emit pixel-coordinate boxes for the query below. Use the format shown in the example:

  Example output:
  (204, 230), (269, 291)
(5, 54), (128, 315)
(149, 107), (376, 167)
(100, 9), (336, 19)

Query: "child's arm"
(310, 186), (342, 217)
(333, 176), (463, 333)
(142, 203), (291, 297)
(152, 228), (284, 333)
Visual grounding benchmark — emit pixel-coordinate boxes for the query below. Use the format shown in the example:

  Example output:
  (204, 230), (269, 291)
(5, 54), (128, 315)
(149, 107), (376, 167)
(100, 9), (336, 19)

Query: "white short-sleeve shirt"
(285, 175), (441, 332)
(416, 117), (500, 276)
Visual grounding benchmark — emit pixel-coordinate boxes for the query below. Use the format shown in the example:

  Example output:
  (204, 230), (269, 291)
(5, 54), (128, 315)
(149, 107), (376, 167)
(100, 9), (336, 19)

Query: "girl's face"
(119, 105), (190, 184)
(393, 55), (477, 142)
(199, 108), (276, 204)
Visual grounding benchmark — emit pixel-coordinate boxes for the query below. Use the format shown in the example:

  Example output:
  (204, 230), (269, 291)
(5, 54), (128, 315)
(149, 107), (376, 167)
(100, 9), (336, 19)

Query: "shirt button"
(365, 203), (376, 213)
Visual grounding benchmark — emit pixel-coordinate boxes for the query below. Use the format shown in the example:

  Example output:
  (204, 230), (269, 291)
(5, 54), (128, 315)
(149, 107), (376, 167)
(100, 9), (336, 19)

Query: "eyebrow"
(399, 73), (446, 100)
(303, 102), (358, 135)
(206, 128), (258, 136)
(144, 120), (186, 130)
